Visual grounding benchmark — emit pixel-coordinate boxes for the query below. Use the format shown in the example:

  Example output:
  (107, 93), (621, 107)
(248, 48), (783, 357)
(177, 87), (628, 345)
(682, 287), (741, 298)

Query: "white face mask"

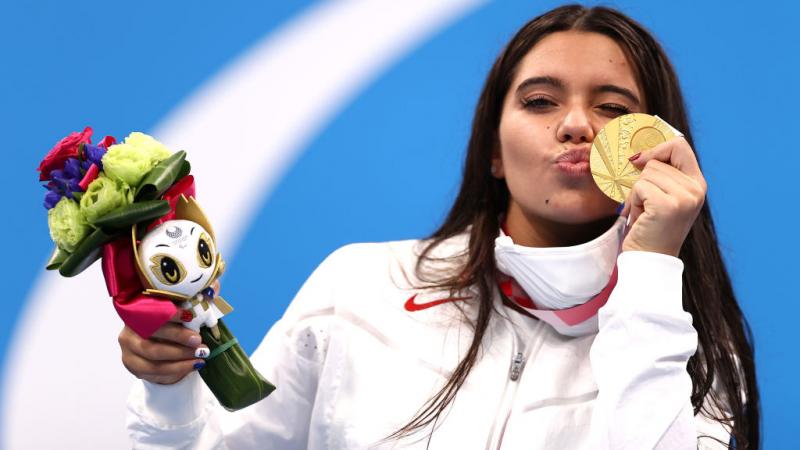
(495, 216), (625, 312)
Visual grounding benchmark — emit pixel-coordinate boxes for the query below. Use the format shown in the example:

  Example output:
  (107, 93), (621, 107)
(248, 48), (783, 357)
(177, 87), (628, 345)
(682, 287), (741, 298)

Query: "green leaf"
(177, 158), (191, 181)
(92, 200), (171, 231)
(46, 246), (71, 270)
(135, 151), (187, 201)
(58, 227), (119, 277)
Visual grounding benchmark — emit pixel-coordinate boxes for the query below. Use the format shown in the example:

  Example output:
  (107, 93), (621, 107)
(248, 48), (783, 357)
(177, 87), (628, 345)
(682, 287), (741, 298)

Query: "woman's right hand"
(118, 313), (209, 385)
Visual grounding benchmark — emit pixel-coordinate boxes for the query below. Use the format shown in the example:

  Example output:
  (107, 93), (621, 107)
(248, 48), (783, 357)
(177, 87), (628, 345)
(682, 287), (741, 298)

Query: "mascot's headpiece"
(131, 179), (225, 301)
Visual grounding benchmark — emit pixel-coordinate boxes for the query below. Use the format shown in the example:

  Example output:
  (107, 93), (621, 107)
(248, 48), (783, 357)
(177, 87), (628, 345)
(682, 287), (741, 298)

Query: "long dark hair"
(386, 4), (760, 449)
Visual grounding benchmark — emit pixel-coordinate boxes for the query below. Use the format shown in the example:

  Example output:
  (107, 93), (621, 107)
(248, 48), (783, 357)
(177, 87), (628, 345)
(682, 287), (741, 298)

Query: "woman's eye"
(522, 96), (555, 109)
(599, 103), (631, 116)
(149, 254), (187, 286)
(197, 233), (214, 268)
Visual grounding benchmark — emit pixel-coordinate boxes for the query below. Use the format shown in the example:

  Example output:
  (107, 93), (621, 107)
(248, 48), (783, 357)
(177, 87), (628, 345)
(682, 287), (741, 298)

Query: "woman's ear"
(491, 146), (505, 178)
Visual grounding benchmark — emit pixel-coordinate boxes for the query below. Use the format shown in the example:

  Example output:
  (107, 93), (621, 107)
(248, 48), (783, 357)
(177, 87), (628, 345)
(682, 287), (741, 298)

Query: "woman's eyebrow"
(515, 76), (564, 95)
(593, 84), (641, 107)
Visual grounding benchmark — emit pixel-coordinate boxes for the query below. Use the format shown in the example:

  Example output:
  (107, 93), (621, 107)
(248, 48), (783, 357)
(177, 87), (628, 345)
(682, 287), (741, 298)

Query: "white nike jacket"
(126, 234), (733, 449)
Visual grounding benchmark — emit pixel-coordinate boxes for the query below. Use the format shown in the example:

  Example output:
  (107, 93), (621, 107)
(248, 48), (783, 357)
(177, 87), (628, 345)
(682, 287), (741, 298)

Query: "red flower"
(98, 135), (116, 148)
(37, 127), (93, 181)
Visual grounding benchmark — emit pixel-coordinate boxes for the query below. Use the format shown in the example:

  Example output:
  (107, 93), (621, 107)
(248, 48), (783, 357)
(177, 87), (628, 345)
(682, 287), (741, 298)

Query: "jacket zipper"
(509, 352), (524, 381)
(484, 330), (527, 450)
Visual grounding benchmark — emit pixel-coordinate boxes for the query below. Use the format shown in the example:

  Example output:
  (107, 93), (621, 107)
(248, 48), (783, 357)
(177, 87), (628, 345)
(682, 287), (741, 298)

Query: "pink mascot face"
(137, 219), (217, 297)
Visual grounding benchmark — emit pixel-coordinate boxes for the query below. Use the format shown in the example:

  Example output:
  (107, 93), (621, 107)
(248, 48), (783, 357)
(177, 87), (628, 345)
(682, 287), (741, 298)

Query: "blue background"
(2, 1), (797, 447)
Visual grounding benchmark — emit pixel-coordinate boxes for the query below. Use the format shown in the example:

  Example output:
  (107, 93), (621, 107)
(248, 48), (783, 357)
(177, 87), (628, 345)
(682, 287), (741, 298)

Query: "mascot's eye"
(197, 233), (214, 268)
(149, 254), (187, 286)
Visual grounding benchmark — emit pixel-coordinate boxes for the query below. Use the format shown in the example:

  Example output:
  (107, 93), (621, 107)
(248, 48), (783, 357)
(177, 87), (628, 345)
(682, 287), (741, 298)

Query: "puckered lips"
(554, 145), (591, 176)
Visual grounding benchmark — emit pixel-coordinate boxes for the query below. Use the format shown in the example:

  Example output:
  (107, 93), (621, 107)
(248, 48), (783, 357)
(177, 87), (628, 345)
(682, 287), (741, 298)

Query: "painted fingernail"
(194, 347), (210, 359)
(193, 361), (206, 370)
(188, 335), (202, 347)
(628, 152), (642, 162)
(615, 203), (625, 215)
(180, 310), (193, 322)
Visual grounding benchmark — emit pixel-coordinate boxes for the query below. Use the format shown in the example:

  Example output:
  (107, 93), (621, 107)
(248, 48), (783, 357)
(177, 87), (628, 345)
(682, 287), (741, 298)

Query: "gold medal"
(590, 113), (680, 203)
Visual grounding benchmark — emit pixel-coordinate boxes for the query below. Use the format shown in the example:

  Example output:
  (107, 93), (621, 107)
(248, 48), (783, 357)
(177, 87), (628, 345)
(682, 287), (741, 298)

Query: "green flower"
(80, 175), (134, 224)
(48, 197), (89, 252)
(102, 132), (172, 187)
(124, 132), (171, 164)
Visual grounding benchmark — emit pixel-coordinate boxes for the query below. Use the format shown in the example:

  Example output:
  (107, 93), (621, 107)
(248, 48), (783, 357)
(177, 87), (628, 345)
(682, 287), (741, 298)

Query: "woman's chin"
(547, 210), (615, 226)
(537, 194), (618, 224)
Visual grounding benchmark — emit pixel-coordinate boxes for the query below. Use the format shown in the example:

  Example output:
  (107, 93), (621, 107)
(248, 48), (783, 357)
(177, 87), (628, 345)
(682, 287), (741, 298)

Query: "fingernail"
(188, 335), (201, 347)
(193, 361), (206, 370)
(195, 347), (210, 359)
(615, 203), (625, 215)
(628, 152), (642, 162)
(180, 310), (193, 322)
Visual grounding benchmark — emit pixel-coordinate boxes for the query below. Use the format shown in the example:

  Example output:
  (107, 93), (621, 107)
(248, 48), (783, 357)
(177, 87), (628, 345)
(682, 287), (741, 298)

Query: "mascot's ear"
(175, 194), (216, 243)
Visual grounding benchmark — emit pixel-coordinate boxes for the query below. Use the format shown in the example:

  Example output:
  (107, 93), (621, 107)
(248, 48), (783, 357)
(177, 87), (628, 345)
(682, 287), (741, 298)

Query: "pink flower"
(37, 127), (93, 181)
(78, 163), (100, 191)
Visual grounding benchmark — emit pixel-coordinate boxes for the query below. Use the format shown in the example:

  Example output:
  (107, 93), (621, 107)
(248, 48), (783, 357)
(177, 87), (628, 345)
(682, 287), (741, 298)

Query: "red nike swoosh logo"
(404, 294), (469, 312)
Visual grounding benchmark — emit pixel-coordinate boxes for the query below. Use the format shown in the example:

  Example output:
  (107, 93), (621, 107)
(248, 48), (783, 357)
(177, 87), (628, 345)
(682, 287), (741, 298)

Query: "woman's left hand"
(619, 137), (707, 257)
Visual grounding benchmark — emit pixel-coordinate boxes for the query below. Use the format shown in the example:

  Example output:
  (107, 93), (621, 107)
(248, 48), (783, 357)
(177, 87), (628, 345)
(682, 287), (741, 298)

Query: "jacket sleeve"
(588, 251), (733, 450)
(125, 247), (345, 449)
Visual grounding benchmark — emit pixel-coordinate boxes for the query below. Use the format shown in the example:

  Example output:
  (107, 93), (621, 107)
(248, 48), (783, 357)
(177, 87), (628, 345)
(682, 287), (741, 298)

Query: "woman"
(120, 4), (760, 449)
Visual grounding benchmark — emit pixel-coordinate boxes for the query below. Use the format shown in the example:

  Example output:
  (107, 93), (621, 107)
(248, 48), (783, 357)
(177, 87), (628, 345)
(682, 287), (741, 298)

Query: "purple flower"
(44, 190), (61, 209)
(49, 179), (80, 199)
(43, 161), (84, 208)
(49, 168), (64, 180)
(50, 169), (78, 189)
(63, 158), (82, 179)
(63, 183), (81, 199)
(83, 143), (106, 170)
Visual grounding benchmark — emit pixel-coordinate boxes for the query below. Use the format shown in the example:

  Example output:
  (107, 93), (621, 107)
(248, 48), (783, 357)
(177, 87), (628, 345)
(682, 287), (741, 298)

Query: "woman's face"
(495, 31), (644, 229)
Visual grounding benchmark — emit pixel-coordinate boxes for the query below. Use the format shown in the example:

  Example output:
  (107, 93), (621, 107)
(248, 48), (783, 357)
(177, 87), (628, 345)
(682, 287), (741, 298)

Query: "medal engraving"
(590, 113), (679, 203)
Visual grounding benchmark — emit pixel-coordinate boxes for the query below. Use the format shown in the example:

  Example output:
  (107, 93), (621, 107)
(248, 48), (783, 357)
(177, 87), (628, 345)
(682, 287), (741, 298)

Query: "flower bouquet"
(38, 127), (275, 411)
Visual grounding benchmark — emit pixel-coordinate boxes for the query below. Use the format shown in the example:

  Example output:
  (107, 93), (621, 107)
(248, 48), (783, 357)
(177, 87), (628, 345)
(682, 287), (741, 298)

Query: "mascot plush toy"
(128, 194), (276, 411)
(134, 197), (230, 336)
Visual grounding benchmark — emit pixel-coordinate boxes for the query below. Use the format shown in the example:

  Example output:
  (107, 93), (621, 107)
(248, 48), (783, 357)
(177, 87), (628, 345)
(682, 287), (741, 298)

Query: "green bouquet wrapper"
(199, 320), (276, 411)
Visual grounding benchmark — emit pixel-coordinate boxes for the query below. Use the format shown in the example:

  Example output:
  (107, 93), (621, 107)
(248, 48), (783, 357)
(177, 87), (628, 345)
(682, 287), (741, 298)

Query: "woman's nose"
(556, 107), (594, 144)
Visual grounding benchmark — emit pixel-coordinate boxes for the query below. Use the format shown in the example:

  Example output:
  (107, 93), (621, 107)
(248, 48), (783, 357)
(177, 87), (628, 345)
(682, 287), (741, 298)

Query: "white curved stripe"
(2, 0), (484, 448)
(153, 0), (484, 250)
